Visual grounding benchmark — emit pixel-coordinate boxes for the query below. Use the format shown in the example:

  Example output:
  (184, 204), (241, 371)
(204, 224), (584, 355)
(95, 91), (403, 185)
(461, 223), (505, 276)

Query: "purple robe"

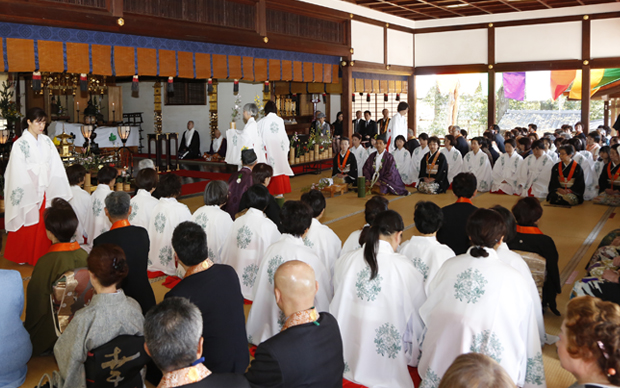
(362, 151), (409, 196)
(224, 167), (253, 219)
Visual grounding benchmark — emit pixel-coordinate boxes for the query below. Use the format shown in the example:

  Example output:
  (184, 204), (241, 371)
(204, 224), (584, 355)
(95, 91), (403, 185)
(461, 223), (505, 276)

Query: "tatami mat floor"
(3, 170), (617, 388)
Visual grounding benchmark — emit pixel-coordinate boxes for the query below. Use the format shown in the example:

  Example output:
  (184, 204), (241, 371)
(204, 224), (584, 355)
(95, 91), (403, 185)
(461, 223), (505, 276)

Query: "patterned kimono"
(246, 234), (332, 345)
(128, 189), (159, 230)
(303, 218), (342, 277)
(547, 160), (585, 206)
(88, 184), (112, 244)
(418, 151), (449, 194)
(462, 150), (493, 192)
(440, 146), (463, 184)
(491, 152), (523, 195)
(391, 147), (414, 185)
(147, 197), (192, 276)
(410, 145), (429, 187)
(219, 208), (281, 300)
(419, 247), (545, 388)
(191, 205), (233, 264)
(516, 154), (553, 198)
(362, 151), (409, 196)
(330, 241), (426, 388)
(398, 235), (455, 296)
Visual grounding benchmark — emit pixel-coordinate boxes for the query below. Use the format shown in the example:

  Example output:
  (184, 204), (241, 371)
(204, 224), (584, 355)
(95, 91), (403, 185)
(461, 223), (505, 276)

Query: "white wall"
(495, 22), (581, 63)
(352, 21), (384, 64)
(415, 29), (487, 67)
(387, 29), (414, 67)
(592, 18), (620, 59)
(330, 94), (341, 122)
(296, 0), (416, 29)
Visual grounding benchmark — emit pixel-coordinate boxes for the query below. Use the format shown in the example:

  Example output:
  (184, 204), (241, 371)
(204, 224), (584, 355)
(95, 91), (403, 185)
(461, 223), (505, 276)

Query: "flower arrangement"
(231, 94), (243, 122)
(74, 152), (117, 172)
(253, 95), (265, 119)
(0, 81), (22, 123)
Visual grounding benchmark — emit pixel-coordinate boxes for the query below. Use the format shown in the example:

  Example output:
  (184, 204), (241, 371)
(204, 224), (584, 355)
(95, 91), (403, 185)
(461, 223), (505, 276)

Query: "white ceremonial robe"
(386, 112), (407, 152)
(410, 145), (429, 186)
(491, 152), (523, 195)
(546, 150), (559, 164)
(191, 205), (233, 264)
(574, 151), (597, 201)
(392, 147), (414, 185)
(419, 247), (545, 388)
(351, 145), (369, 177)
(593, 159), (606, 194)
(497, 243), (545, 344)
(147, 197), (192, 276)
(225, 117), (264, 167)
(303, 218), (342, 277)
(340, 227), (366, 258)
(5, 131), (72, 232)
(88, 184), (113, 243)
(69, 186), (92, 250)
(220, 208), (281, 300)
(398, 235), (455, 296)
(246, 234), (333, 345)
(128, 189), (159, 230)
(330, 241), (426, 388)
(516, 154), (553, 198)
(463, 150), (493, 192)
(440, 146), (463, 184)
(257, 112), (294, 177)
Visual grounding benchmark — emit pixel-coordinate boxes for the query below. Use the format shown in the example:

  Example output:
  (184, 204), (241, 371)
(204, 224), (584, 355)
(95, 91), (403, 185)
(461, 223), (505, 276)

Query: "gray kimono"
(53, 290), (144, 388)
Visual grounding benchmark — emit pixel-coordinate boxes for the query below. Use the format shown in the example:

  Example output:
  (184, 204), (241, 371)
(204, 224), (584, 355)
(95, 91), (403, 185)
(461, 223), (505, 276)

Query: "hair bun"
(471, 246), (489, 258)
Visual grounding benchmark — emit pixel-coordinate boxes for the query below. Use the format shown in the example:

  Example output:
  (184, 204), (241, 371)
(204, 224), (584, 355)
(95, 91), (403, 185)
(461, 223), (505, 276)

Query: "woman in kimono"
(330, 210), (426, 388)
(419, 209), (544, 388)
(191, 180), (233, 264)
(491, 138), (523, 195)
(462, 137), (493, 193)
(547, 145), (585, 206)
(128, 167), (159, 230)
(410, 133), (429, 187)
(257, 101), (294, 196)
(4, 107), (72, 265)
(147, 174), (192, 277)
(594, 144), (620, 206)
(341, 196), (389, 257)
(516, 140), (553, 199)
(391, 135), (414, 185)
(362, 134), (409, 196)
(441, 135), (463, 185)
(66, 164), (92, 251)
(25, 198), (88, 356)
(418, 136), (449, 194)
(54, 244), (144, 388)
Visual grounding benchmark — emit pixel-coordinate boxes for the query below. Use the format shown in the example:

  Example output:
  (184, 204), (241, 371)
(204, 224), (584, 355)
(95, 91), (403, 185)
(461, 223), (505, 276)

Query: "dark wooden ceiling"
(350, 0), (620, 21)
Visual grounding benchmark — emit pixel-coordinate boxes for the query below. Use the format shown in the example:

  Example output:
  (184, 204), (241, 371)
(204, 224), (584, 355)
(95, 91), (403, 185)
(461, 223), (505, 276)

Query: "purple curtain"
(503, 72), (526, 101)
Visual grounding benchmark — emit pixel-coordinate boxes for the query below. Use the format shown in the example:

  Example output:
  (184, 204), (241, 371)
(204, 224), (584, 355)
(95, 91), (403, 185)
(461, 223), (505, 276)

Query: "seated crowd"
(4, 122), (620, 388)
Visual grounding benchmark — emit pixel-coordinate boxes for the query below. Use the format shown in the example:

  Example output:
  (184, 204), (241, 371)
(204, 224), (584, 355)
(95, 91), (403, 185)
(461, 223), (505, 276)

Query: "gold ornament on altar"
(57, 126), (74, 157)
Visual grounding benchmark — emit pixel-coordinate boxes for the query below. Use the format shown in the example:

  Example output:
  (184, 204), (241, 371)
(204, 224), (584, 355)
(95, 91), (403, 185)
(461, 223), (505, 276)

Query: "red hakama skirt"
(268, 175), (291, 196)
(4, 196), (51, 266)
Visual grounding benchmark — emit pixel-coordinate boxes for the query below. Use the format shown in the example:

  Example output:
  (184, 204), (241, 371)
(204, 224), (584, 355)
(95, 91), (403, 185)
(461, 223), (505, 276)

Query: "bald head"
(274, 260), (318, 317)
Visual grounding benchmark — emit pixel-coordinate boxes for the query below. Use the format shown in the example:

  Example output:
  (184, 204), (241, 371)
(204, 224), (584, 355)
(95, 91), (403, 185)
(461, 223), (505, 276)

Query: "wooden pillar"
(342, 64), (353, 140)
(487, 24), (496, 128)
(408, 74), (416, 136)
(581, 16), (591, 134)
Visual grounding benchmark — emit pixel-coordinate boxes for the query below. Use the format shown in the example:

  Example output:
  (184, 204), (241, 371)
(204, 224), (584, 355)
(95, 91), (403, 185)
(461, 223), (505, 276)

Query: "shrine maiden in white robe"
(225, 117), (265, 167)
(496, 243), (545, 344)
(491, 151), (523, 195)
(191, 204), (233, 264)
(340, 226), (366, 258)
(386, 112), (407, 152)
(440, 146), (463, 184)
(128, 189), (159, 230)
(351, 145), (369, 177)
(69, 185), (92, 249)
(330, 241), (426, 388)
(546, 149), (559, 164)
(147, 197), (192, 276)
(246, 234), (333, 345)
(303, 218), (342, 276)
(516, 154), (553, 198)
(220, 208), (281, 300)
(257, 112), (294, 178)
(391, 147), (414, 185)
(574, 151), (597, 200)
(5, 130), (72, 232)
(419, 247), (545, 388)
(88, 184), (113, 243)
(399, 235), (455, 296)
(462, 149), (493, 192)
(410, 145), (429, 187)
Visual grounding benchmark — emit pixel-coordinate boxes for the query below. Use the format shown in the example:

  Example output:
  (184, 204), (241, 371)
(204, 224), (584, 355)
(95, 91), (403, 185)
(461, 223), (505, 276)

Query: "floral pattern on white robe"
(257, 113), (294, 177)
(69, 185), (92, 251)
(491, 152), (523, 195)
(516, 154), (553, 198)
(225, 117), (265, 167)
(399, 235), (455, 296)
(440, 146), (462, 184)
(351, 145), (369, 178)
(410, 146), (429, 186)
(574, 151), (597, 201)
(88, 184), (112, 244)
(463, 150), (493, 192)
(128, 189), (159, 230)
(191, 205), (233, 264)
(303, 218), (342, 278)
(392, 147), (414, 185)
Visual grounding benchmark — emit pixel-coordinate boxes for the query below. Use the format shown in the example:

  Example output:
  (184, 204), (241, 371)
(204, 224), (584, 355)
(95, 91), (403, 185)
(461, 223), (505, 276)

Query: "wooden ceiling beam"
(364, 0), (442, 19)
(535, 0), (553, 9)
(494, 0), (523, 12)
(458, 1), (493, 14)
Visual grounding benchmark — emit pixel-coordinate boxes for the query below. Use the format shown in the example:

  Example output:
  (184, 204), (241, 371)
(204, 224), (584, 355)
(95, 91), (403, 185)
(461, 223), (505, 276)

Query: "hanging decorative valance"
(0, 21), (340, 83)
(352, 71), (408, 94)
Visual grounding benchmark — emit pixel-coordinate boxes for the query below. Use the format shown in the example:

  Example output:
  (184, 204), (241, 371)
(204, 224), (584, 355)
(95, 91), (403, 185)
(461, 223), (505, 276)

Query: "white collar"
(97, 184), (112, 192)
(283, 233), (305, 246)
(137, 189), (152, 197)
(160, 197), (179, 204)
